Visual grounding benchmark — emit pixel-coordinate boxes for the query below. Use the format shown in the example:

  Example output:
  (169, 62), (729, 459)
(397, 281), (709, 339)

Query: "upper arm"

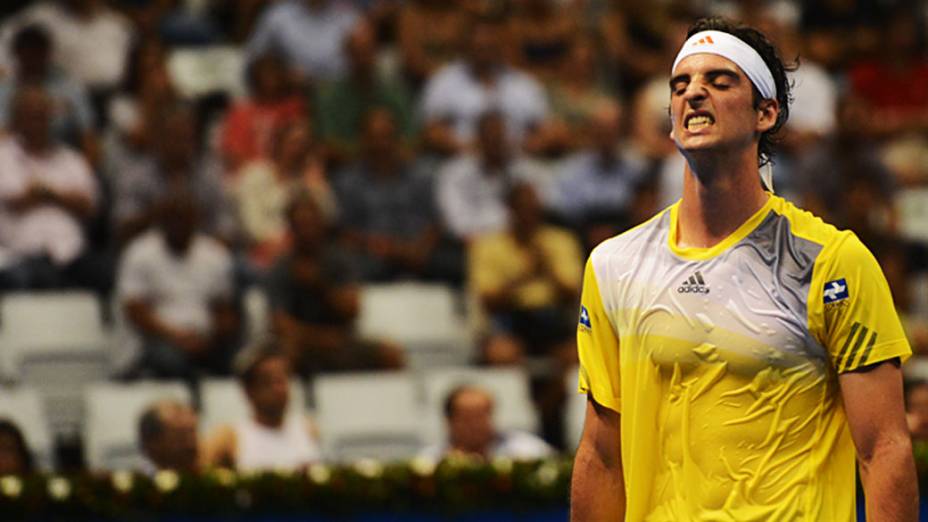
(838, 360), (911, 463)
(578, 395), (621, 469)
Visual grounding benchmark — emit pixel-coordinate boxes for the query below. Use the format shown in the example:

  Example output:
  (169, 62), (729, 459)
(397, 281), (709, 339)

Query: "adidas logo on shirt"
(678, 271), (710, 294)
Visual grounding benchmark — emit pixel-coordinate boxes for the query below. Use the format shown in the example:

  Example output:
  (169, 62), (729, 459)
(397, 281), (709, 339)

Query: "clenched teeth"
(687, 115), (713, 130)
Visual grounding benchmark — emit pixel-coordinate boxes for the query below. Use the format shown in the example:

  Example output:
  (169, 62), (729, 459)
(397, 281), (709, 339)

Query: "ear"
(756, 98), (779, 133)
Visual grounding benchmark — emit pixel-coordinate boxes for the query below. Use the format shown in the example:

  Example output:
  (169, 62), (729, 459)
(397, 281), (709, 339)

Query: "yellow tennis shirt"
(577, 195), (911, 521)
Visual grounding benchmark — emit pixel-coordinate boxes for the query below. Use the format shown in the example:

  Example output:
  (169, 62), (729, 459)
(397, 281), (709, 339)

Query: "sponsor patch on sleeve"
(823, 278), (849, 304)
(579, 305), (592, 330)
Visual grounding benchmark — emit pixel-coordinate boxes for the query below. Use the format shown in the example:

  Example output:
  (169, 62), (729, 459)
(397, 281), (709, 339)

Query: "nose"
(682, 81), (708, 106)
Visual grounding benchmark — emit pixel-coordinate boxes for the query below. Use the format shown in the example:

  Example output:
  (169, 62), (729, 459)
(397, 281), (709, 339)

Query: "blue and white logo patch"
(823, 278), (849, 304)
(579, 305), (592, 329)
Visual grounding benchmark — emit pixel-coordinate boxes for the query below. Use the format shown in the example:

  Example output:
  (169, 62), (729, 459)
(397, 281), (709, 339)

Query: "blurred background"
(0, 0), (926, 518)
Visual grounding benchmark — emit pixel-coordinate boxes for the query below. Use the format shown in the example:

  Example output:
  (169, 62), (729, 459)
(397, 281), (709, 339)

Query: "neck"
(254, 411), (285, 430)
(20, 136), (50, 155)
(676, 149), (769, 249)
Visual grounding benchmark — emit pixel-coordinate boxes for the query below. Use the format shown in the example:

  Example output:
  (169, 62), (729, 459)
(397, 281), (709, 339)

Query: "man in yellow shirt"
(570, 17), (917, 521)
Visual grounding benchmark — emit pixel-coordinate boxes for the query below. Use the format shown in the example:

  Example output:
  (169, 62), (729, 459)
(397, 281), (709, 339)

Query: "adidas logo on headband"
(691, 35), (715, 46)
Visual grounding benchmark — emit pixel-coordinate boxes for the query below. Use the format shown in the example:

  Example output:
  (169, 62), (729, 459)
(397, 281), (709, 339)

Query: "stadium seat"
(83, 381), (191, 471)
(167, 46), (245, 98)
(199, 378), (307, 433)
(313, 372), (423, 462)
(563, 367), (586, 452)
(357, 283), (474, 369)
(0, 292), (112, 435)
(0, 386), (54, 470)
(420, 367), (538, 447)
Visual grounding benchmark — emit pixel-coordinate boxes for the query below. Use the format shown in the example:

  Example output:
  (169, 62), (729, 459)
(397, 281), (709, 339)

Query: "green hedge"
(0, 455), (573, 520)
(1, 448), (925, 520)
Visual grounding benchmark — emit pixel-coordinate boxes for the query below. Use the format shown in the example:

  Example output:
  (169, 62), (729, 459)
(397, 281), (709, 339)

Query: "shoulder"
(428, 62), (467, 87)
(261, 1), (299, 22)
(590, 205), (673, 264)
(438, 155), (478, 181)
(120, 232), (164, 270)
(503, 67), (543, 90)
(768, 195), (847, 250)
(192, 235), (232, 263)
(53, 145), (93, 174)
(497, 430), (553, 459)
(540, 225), (580, 246)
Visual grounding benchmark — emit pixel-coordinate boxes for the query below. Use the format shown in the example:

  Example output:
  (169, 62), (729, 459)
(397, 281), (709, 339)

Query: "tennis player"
(570, 17), (917, 521)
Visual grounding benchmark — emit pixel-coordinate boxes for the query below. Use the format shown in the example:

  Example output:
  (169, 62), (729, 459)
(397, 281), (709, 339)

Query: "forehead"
(672, 53), (746, 79)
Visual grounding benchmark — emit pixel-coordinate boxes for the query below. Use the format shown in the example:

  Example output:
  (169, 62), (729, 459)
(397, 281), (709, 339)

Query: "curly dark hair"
(685, 17), (796, 167)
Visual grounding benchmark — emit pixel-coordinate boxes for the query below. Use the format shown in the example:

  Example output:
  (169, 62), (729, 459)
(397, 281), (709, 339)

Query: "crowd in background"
(0, 0), (928, 474)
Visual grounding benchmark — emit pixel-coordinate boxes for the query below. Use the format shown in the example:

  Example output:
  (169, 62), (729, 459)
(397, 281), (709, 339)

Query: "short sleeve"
(809, 232), (911, 373)
(117, 239), (152, 301)
(577, 256), (621, 412)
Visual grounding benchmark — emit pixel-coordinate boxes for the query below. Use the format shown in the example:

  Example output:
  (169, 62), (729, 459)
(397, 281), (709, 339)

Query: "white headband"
(672, 30), (776, 100)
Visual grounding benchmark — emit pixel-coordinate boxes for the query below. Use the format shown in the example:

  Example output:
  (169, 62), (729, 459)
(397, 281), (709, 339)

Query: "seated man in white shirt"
(420, 384), (553, 462)
(118, 191), (239, 380)
(420, 16), (559, 156)
(203, 344), (322, 471)
(0, 84), (103, 291)
(138, 399), (201, 475)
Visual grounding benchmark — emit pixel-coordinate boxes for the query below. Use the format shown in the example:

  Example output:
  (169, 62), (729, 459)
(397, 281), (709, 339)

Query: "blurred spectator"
(234, 117), (334, 270)
(138, 399), (200, 475)
(544, 37), (615, 152)
(906, 379), (928, 475)
(774, 18), (836, 146)
(436, 111), (552, 242)
(396, 0), (468, 87)
(118, 191), (239, 381)
(845, 7), (928, 186)
(112, 103), (236, 246)
(221, 52), (306, 172)
(103, 39), (178, 186)
(0, 419), (34, 476)
(507, 0), (578, 84)
(420, 16), (551, 155)
(846, 6), (928, 140)
(599, 2), (694, 96)
(871, 237), (928, 357)
(314, 20), (415, 162)
(0, 24), (96, 158)
(0, 85), (103, 291)
(419, 384), (553, 461)
(552, 100), (650, 245)
(209, 0), (275, 44)
(334, 108), (462, 283)
(907, 380), (928, 442)
(267, 191), (404, 375)
(469, 181), (582, 364)
(798, 0), (884, 70)
(245, 0), (360, 84)
(0, 0), (132, 94)
(203, 345), (322, 471)
(793, 116), (896, 247)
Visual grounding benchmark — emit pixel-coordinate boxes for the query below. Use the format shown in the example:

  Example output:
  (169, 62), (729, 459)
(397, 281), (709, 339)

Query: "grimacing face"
(669, 53), (777, 158)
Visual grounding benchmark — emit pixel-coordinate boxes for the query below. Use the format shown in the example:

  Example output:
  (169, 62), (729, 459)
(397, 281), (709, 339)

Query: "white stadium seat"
(0, 292), (111, 435)
(357, 283), (474, 369)
(313, 372), (423, 462)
